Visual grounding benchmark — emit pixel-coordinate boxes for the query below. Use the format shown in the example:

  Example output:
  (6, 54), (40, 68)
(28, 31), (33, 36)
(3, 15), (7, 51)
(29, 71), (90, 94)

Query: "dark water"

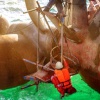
(0, 0), (49, 24)
(0, 1), (31, 23)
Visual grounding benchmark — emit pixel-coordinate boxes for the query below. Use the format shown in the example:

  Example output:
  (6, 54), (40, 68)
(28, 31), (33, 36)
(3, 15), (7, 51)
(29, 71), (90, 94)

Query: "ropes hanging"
(60, 19), (64, 63)
(37, 2), (40, 70)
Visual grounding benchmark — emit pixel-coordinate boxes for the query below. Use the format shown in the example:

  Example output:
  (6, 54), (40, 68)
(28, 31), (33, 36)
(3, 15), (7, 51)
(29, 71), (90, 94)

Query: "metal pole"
(23, 6), (45, 14)
(36, 1), (59, 47)
(37, 8), (40, 70)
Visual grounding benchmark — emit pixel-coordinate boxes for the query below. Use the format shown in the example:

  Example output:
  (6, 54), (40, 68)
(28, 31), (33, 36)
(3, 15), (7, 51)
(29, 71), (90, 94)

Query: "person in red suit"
(51, 59), (76, 98)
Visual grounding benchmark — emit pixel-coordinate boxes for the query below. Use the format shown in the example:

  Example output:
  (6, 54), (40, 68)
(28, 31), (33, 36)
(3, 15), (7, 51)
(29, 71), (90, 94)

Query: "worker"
(44, 0), (66, 20)
(88, 0), (99, 21)
(51, 60), (76, 98)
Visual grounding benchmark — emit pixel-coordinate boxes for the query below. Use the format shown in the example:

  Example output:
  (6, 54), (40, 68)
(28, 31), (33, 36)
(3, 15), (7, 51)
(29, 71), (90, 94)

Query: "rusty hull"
(0, 0), (100, 93)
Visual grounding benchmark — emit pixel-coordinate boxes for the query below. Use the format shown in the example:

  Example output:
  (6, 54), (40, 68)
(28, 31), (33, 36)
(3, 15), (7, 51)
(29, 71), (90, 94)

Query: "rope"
(60, 22), (64, 63)
(60, 0), (68, 63)
(37, 7), (40, 70)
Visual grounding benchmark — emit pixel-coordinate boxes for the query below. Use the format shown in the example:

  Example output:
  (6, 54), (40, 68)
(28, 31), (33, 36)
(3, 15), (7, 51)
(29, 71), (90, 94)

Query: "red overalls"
(51, 60), (76, 96)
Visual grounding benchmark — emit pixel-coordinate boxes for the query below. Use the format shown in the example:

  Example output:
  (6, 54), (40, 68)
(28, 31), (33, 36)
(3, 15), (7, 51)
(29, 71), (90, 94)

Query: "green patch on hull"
(0, 74), (100, 100)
